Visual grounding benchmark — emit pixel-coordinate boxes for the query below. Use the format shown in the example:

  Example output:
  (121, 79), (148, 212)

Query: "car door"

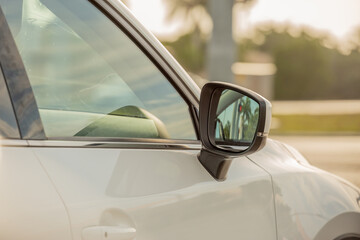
(2, 0), (277, 239)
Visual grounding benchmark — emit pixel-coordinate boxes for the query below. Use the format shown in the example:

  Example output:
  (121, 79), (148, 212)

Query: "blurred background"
(121, 0), (360, 187)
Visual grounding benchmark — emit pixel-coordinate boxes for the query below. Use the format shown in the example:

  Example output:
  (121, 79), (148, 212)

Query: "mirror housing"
(198, 82), (272, 181)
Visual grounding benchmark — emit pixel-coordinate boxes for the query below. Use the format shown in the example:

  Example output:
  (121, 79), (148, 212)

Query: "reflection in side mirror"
(198, 82), (271, 181)
(214, 90), (259, 152)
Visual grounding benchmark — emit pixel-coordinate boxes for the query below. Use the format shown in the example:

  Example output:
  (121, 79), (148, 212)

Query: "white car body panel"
(248, 139), (360, 239)
(0, 146), (72, 240)
(31, 146), (276, 240)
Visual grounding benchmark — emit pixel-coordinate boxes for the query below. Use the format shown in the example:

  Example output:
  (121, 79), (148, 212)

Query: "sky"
(125, 0), (360, 43)
(246, 0), (360, 39)
(125, 0), (181, 39)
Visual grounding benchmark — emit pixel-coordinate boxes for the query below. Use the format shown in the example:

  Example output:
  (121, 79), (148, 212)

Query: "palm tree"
(235, 97), (251, 139)
(240, 97), (260, 141)
(207, 0), (255, 83)
(241, 97), (252, 124)
(207, 0), (235, 83)
(165, 0), (255, 83)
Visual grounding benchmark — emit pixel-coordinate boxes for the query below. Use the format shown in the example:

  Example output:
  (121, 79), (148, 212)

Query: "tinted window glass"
(0, 67), (20, 138)
(1, 0), (196, 140)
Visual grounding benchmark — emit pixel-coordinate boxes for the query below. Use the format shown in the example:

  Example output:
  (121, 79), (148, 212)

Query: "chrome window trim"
(0, 137), (202, 150)
(0, 139), (28, 147)
(27, 139), (201, 150)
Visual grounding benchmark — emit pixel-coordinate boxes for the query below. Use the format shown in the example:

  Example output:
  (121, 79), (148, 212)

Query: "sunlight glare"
(127, 0), (183, 41)
(247, 0), (360, 40)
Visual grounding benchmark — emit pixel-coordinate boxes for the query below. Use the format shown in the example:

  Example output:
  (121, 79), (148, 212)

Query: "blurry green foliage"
(162, 27), (360, 100)
(244, 106), (259, 141)
(223, 121), (231, 140)
(252, 29), (360, 100)
(163, 33), (206, 73)
(331, 50), (360, 99)
(240, 97), (257, 141)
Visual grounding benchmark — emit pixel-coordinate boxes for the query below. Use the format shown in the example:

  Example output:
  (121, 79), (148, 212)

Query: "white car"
(0, 0), (359, 239)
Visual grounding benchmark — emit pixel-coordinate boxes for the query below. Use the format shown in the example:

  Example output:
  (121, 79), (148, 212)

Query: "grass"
(271, 114), (360, 135)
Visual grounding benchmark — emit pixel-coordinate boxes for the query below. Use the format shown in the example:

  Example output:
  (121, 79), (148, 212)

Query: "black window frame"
(0, 1), (201, 145)
(0, 6), (44, 140)
(0, 63), (20, 139)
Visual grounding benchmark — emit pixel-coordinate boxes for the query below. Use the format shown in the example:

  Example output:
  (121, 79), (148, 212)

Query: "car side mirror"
(198, 82), (272, 181)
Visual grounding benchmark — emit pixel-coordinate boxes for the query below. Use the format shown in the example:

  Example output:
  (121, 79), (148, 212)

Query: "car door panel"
(33, 146), (276, 240)
(0, 147), (72, 240)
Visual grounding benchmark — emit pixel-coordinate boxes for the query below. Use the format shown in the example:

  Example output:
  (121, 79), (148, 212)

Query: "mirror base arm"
(198, 149), (233, 181)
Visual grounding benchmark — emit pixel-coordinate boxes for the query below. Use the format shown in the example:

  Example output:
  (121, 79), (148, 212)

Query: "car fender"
(248, 139), (360, 239)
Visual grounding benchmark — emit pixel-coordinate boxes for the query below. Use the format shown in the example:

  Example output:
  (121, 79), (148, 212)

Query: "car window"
(1, 0), (197, 140)
(0, 69), (20, 139)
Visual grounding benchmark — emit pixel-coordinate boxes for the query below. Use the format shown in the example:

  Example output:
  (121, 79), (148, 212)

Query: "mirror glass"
(214, 89), (259, 149)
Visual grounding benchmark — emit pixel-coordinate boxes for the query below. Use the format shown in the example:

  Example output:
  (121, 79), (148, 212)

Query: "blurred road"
(271, 135), (360, 188)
